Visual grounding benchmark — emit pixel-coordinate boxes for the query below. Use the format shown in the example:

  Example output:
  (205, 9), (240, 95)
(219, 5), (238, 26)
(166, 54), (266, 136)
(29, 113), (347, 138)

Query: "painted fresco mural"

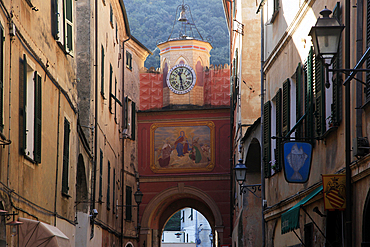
(150, 121), (215, 173)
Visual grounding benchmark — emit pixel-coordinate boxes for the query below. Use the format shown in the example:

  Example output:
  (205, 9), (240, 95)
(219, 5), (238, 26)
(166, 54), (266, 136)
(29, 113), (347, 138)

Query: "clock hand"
(178, 72), (184, 90)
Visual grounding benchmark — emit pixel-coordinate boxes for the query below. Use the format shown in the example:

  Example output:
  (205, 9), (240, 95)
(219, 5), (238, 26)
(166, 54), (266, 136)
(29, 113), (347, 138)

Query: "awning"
(18, 217), (71, 247)
(281, 186), (323, 234)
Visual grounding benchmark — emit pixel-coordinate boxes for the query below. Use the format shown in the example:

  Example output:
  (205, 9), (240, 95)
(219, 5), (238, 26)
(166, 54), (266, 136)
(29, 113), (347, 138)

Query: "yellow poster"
(322, 174), (346, 210)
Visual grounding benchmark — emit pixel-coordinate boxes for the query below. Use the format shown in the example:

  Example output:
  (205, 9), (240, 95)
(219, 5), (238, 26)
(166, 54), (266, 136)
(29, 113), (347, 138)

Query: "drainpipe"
(259, 4), (265, 247)
(91, 0), (99, 239)
(344, 0), (352, 246)
(121, 35), (130, 247)
(54, 89), (61, 226)
(356, 0), (363, 138)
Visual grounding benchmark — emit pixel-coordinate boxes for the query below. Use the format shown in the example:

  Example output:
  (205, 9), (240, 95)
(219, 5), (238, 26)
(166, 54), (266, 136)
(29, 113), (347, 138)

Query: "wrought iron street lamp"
(309, 7), (344, 62)
(233, 159), (261, 197)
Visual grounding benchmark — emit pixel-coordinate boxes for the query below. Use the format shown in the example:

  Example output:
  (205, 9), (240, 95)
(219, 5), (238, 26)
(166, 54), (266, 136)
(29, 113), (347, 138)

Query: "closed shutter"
(21, 55), (27, 154)
(275, 89), (282, 172)
(131, 101), (136, 140)
(296, 63), (303, 138)
(101, 46), (105, 96)
(51, 0), (59, 39)
(109, 64), (113, 113)
(65, 0), (73, 53)
(306, 48), (314, 144)
(126, 186), (132, 220)
(124, 97), (128, 130)
(333, 2), (343, 124)
(0, 25), (4, 132)
(263, 101), (271, 178)
(314, 55), (325, 136)
(107, 161), (111, 209)
(99, 150), (103, 202)
(282, 79), (290, 137)
(34, 73), (42, 163)
(62, 118), (70, 194)
(113, 169), (116, 213)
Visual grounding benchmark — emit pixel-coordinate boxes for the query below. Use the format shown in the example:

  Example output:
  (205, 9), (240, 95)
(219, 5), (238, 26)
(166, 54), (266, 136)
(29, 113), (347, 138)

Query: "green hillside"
(123, 0), (230, 69)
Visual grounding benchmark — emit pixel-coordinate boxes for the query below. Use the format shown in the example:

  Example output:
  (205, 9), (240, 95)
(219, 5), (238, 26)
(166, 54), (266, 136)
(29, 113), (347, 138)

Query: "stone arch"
(76, 154), (88, 213)
(244, 138), (261, 174)
(140, 185), (223, 246)
(362, 188), (370, 245)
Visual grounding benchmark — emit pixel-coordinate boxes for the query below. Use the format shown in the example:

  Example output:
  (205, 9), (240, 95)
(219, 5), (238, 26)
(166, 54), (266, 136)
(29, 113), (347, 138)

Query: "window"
(125, 186), (132, 221)
(124, 97), (136, 140)
(126, 51), (132, 70)
(54, 0), (74, 54)
(110, 4), (113, 28)
(62, 118), (70, 195)
(263, 101), (271, 178)
(267, 0), (279, 22)
(304, 223), (313, 247)
(99, 150), (103, 202)
(109, 64), (113, 113)
(113, 169), (116, 214)
(295, 63), (304, 138)
(101, 45), (105, 97)
(272, 89), (282, 174)
(107, 161), (111, 209)
(21, 54), (42, 163)
(0, 24), (4, 132)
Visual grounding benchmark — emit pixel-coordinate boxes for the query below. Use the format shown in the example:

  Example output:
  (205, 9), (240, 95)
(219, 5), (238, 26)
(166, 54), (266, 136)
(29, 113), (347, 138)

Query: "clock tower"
(157, 3), (213, 107)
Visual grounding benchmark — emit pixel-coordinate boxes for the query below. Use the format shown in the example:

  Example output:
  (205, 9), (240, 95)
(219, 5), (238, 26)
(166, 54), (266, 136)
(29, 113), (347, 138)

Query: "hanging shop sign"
(283, 141), (313, 183)
(322, 174), (346, 210)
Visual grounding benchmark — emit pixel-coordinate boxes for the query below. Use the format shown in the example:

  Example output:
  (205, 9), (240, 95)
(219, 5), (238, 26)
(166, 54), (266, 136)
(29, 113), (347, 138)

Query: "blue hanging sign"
(283, 141), (313, 183)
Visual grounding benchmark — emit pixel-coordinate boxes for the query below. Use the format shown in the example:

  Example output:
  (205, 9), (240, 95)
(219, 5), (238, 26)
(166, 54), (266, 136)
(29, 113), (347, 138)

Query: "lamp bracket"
(240, 184), (261, 198)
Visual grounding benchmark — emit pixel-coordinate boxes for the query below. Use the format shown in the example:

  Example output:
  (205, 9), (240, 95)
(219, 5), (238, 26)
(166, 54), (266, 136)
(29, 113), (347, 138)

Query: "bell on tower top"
(164, 0), (207, 42)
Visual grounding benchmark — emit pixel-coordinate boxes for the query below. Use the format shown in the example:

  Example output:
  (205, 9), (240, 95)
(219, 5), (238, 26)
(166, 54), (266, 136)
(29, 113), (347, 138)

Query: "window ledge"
(320, 125), (339, 139)
(62, 192), (71, 198)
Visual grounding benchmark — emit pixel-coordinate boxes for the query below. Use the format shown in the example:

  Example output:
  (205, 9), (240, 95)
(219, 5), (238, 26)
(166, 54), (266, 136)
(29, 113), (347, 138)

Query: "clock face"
(166, 64), (196, 94)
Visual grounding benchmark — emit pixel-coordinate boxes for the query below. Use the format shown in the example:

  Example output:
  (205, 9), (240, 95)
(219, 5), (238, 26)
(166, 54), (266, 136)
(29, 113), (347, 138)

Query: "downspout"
(121, 35), (130, 247)
(356, 0), (363, 138)
(7, 19), (13, 188)
(91, 0), (99, 239)
(259, 4), (265, 247)
(54, 89), (61, 226)
(344, 0), (352, 246)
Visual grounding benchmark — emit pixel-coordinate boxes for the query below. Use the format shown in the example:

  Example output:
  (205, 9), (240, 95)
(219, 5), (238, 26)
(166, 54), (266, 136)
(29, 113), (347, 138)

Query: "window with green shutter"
(65, 0), (73, 53)
(107, 161), (111, 209)
(295, 63), (303, 138)
(282, 79), (290, 137)
(62, 118), (70, 195)
(274, 89), (282, 172)
(305, 48), (314, 144)
(126, 186), (132, 221)
(34, 73), (42, 163)
(99, 150), (103, 202)
(263, 101), (271, 178)
(314, 55), (325, 136)
(0, 24), (4, 132)
(101, 46), (105, 97)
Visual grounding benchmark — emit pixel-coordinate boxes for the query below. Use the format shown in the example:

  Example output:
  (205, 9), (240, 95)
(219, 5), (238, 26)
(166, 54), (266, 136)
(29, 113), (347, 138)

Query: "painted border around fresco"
(150, 121), (215, 173)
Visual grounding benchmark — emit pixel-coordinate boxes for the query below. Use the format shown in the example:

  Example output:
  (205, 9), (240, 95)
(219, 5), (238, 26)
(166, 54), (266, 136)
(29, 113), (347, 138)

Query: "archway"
(140, 185), (223, 247)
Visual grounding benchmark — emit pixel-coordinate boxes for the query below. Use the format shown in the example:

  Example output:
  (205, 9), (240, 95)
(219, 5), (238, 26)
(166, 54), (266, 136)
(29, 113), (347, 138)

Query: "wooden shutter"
(306, 48), (314, 143)
(314, 55), (325, 136)
(51, 0), (58, 39)
(282, 79), (290, 137)
(295, 63), (303, 138)
(333, 2), (343, 125)
(114, 78), (117, 122)
(21, 55), (27, 154)
(107, 161), (111, 209)
(0, 25), (4, 132)
(131, 101), (136, 140)
(62, 118), (70, 194)
(65, 0), (73, 53)
(126, 186), (132, 220)
(99, 150), (103, 202)
(34, 73), (42, 163)
(101, 46), (105, 97)
(109, 64), (113, 113)
(275, 89), (282, 172)
(124, 97), (128, 129)
(263, 101), (271, 178)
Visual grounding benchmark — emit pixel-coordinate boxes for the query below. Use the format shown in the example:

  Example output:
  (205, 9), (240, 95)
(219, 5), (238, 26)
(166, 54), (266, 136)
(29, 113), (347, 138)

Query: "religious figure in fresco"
(174, 131), (189, 157)
(158, 139), (172, 167)
(189, 137), (208, 163)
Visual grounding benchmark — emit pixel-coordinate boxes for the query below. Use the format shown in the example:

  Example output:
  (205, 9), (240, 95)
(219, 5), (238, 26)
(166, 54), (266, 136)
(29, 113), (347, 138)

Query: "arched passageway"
(140, 185), (223, 247)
